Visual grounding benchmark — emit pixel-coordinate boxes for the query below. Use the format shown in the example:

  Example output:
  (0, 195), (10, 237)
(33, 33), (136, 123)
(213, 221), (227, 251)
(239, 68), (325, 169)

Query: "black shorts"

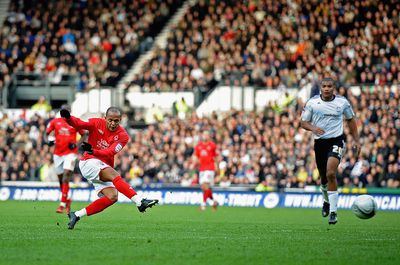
(314, 135), (345, 178)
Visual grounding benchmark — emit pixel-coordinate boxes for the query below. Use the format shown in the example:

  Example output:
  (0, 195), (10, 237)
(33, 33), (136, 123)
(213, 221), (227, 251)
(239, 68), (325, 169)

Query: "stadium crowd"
(0, 0), (399, 190)
(1, 85), (399, 190)
(0, 0), (183, 91)
(130, 0), (400, 92)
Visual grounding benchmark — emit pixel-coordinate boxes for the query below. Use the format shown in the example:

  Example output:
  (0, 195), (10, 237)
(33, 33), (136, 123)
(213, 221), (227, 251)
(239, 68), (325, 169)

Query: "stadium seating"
(1, 85), (399, 189)
(0, 0), (399, 190)
(0, 0), (183, 92)
(129, 0), (400, 92)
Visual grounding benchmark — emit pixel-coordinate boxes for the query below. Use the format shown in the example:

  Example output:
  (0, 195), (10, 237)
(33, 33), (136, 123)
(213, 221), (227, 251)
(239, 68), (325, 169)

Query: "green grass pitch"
(0, 201), (399, 265)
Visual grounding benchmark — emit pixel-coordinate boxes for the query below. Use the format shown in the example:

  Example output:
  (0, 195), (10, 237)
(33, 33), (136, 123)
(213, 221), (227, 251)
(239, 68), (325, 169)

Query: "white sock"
(206, 198), (215, 205)
(75, 208), (87, 218)
(131, 195), (142, 206)
(320, 184), (329, 203)
(60, 202), (67, 207)
(328, 191), (339, 212)
(201, 201), (206, 207)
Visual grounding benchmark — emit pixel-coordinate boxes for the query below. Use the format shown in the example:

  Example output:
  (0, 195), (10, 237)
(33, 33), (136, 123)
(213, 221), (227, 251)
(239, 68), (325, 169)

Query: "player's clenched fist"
(81, 142), (93, 154)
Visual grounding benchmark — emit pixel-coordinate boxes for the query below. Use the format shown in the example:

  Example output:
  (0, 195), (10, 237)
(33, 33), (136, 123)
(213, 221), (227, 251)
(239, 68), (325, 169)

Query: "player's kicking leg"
(138, 199), (159, 212)
(67, 185), (158, 229)
(68, 162), (159, 229)
(108, 173), (159, 212)
(95, 164), (159, 213)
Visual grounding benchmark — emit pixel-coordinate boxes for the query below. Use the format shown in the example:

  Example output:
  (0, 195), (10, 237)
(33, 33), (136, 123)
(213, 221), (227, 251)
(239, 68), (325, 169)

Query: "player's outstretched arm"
(81, 142), (94, 154)
(60, 109), (94, 131)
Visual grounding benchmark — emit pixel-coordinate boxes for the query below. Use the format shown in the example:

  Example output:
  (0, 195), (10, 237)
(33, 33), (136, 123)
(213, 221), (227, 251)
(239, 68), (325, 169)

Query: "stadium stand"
(129, 0), (400, 92)
(0, 0), (399, 191)
(1, 86), (399, 189)
(0, 0), (183, 93)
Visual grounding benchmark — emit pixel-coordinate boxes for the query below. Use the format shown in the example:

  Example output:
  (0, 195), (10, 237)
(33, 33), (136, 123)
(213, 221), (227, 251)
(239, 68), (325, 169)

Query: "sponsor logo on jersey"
(324, 114), (340, 117)
(58, 127), (71, 135)
(200, 150), (209, 156)
(97, 139), (109, 149)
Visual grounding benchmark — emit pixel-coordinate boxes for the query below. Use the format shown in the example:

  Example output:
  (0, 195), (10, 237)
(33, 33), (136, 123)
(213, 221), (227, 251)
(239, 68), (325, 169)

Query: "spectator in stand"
(1, 86), (400, 191)
(130, 0), (400, 92)
(175, 97), (189, 119)
(31, 96), (52, 115)
(0, 0), (184, 91)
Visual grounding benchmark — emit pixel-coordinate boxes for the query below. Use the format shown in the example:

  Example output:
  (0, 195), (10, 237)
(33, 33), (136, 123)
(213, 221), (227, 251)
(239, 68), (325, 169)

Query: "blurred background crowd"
(1, 0), (399, 93)
(1, 84), (399, 190)
(0, 0), (183, 90)
(0, 0), (399, 190)
(129, 0), (400, 92)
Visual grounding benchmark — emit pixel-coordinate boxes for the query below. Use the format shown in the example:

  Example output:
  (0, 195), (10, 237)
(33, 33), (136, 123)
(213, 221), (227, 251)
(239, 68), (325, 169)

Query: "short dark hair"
(321, 77), (336, 87)
(106, 106), (122, 117)
(61, 104), (71, 111)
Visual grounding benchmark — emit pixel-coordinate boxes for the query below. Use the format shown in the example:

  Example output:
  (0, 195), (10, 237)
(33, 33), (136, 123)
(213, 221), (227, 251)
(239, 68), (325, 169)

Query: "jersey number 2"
(332, 145), (343, 156)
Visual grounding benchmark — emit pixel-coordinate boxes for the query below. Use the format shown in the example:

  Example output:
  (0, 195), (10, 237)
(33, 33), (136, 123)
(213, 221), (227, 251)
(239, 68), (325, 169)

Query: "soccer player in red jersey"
(60, 106), (158, 229)
(194, 131), (218, 211)
(46, 105), (86, 214)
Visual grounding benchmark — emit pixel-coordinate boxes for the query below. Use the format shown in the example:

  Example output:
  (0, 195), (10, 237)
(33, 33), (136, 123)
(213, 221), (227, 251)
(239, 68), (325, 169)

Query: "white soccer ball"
(351, 195), (377, 219)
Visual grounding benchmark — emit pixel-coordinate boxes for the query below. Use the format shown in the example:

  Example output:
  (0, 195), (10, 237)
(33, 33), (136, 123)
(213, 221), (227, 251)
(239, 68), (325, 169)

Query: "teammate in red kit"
(46, 105), (86, 214)
(60, 106), (158, 229)
(194, 131), (218, 211)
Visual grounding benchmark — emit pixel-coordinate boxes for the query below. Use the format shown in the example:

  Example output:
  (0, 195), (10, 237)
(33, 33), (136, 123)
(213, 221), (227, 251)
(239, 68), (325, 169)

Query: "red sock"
(206, 189), (213, 200)
(112, 176), (137, 199)
(203, 190), (208, 203)
(61, 183), (69, 203)
(86, 196), (115, 216)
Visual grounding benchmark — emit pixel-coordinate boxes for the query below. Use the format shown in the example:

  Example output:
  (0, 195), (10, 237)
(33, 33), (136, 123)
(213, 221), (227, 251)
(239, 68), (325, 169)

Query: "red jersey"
(46, 118), (82, 156)
(66, 116), (129, 167)
(194, 141), (217, 171)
